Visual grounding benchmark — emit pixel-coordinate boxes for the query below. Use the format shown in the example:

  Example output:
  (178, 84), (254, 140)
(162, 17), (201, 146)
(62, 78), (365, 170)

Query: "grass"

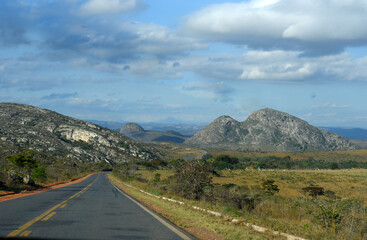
(108, 174), (272, 240)
(152, 143), (204, 160)
(212, 169), (367, 204)
(132, 168), (367, 239)
(136, 168), (367, 204)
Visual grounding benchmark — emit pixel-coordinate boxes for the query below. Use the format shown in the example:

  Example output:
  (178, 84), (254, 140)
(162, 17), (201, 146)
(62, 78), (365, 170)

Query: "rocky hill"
(185, 108), (357, 152)
(120, 123), (187, 143)
(0, 103), (162, 164)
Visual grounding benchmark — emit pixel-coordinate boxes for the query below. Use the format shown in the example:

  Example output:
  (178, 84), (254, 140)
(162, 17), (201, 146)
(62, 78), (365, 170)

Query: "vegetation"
(0, 149), (111, 193)
(112, 153), (367, 240)
(206, 154), (367, 170)
(5, 150), (40, 185)
(169, 159), (213, 200)
(109, 174), (268, 240)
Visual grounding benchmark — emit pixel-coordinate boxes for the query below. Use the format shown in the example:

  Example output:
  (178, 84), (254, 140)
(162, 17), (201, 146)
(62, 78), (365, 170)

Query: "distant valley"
(319, 127), (367, 141)
(120, 123), (188, 143)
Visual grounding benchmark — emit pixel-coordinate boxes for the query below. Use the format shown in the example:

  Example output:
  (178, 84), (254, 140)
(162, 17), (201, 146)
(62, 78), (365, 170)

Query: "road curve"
(0, 172), (192, 239)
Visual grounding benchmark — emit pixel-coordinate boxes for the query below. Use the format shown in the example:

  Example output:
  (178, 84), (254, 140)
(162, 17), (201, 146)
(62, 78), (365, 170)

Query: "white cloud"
(80, 0), (141, 15)
(183, 0), (367, 55)
(311, 103), (351, 109)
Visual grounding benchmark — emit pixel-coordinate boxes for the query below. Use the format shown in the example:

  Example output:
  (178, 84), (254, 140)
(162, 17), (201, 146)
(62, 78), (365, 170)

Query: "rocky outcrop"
(0, 103), (162, 164)
(185, 108), (357, 152)
(120, 123), (146, 139)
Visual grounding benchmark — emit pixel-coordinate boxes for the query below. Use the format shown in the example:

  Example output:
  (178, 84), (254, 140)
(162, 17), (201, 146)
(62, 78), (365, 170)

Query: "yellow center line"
(42, 211), (57, 221)
(60, 203), (67, 208)
(19, 231), (31, 237)
(6, 174), (99, 238)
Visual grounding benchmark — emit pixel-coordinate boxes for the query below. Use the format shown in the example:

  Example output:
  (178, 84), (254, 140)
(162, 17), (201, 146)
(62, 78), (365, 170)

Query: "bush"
(261, 179), (280, 195)
(32, 167), (47, 183)
(318, 200), (343, 232)
(302, 186), (324, 199)
(153, 173), (161, 184)
(214, 185), (262, 211)
(169, 160), (213, 200)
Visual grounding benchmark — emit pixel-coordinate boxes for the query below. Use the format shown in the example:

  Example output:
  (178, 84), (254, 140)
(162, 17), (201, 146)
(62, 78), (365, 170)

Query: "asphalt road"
(0, 173), (191, 240)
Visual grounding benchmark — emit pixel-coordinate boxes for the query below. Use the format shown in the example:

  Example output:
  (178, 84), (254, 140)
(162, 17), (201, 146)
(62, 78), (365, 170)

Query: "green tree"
(261, 179), (280, 195)
(32, 167), (47, 183)
(331, 162), (339, 170)
(6, 150), (39, 184)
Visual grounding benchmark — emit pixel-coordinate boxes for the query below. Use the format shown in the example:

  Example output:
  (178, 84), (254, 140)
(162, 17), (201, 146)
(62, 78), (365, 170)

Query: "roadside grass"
(132, 168), (367, 239)
(108, 174), (273, 240)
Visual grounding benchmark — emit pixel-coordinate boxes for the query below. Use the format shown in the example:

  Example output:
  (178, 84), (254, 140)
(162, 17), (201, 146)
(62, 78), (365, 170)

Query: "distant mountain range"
(0, 103), (162, 164)
(120, 123), (187, 143)
(89, 117), (367, 146)
(88, 120), (205, 136)
(319, 127), (367, 141)
(185, 108), (357, 152)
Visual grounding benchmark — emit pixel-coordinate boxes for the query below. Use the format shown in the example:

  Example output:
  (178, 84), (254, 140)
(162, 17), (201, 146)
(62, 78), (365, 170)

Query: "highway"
(0, 173), (192, 239)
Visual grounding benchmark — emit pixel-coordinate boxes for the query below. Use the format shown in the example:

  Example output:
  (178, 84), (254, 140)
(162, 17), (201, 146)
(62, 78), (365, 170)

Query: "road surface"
(0, 173), (192, 239)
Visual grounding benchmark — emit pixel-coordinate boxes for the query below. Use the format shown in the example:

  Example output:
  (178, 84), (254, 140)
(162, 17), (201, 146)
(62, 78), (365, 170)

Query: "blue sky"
(1, 0), (367, 127)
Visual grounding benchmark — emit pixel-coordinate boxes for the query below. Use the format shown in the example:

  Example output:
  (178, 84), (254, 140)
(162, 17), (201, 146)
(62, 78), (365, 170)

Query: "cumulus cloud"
(183, 0), (367, 55)
(182, 50), (367, 82)
(0, 1), (205, 64)
(37, 15), (205, 64)
(80, 0), (143, 15)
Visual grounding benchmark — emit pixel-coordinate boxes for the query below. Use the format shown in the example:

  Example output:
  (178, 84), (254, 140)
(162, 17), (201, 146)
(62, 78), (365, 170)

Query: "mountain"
(120, 123), (146, 139)
(185, 108), (357, 152)
(120, 123), (187, 143)
(319, 127), (367, 141)
(0, 103), (162, 164)
(87, 120), (204, 136)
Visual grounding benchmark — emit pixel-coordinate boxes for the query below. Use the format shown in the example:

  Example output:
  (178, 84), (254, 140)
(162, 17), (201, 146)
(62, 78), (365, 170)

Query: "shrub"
(214, 185), (262, 211)
(6, 151), (39, 185)
(318, 200), (343, 232)
(153, 173), (161, 184)
(32, 167), (47, 183)
(302, 186), (324, 199)
(169, 160), (213, 200)
(261, 179), (280, 195)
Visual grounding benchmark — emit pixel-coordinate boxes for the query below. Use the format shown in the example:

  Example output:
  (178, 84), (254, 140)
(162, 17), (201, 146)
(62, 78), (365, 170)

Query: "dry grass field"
(137, 169), (367, 204)
(117, 149), (367, 239)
